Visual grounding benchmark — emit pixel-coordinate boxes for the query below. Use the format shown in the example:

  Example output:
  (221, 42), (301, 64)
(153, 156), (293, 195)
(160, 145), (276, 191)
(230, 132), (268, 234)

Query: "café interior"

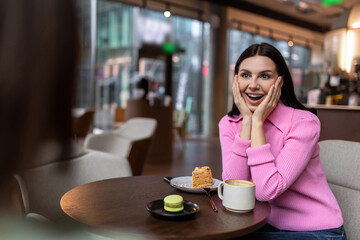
(5, 0), (360, 239)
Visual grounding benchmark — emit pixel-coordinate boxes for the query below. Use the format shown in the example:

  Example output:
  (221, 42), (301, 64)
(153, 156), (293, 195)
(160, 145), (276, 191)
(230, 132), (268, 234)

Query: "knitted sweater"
(218, 101), (343, 231)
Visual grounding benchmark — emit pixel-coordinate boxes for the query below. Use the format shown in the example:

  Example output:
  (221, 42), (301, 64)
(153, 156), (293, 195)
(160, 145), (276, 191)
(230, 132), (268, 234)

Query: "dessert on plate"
(192, 166), (214, 189)
(163, 194), (184, 212)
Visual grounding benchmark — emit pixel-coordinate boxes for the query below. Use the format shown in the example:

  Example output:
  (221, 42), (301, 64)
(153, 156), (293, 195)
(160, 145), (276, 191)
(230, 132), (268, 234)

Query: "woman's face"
(236, 55), (279, 112)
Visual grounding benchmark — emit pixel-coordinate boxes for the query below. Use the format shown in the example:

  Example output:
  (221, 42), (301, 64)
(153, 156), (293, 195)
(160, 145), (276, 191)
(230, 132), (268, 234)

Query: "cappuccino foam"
(226, 179), (255, 187)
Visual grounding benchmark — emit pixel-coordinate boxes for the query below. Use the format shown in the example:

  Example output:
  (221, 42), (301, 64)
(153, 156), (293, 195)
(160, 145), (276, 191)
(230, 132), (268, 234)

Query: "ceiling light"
(298, 1), (309, 9)
(164, 10), (171, 18)
(326, 4), (360, 72)
(295, 0), (316, 13)
(331, 3), (360, 30)
(288, 35), (294, 47)
(348, 4), (360, 29)
(164, 3), (171, 18)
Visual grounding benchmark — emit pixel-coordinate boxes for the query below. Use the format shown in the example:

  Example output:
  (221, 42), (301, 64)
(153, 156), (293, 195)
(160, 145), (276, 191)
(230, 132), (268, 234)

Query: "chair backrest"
(126, 137), (154, 176)
(14, 148), (132, 222)
(115, 117), (157, 140)
(72, 108), (95, 139)
(84, 118), (157, 175)
(84, 132), (132, 157)
(319, 140), (360, 240)
(114, 107), (125, 123)
(125, 100), (173, 164)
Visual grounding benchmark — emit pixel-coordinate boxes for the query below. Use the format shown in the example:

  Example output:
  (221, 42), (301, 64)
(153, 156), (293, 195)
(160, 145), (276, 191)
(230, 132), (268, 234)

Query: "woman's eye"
(261, 74), (270, 79)
(240, 73), (249, 78)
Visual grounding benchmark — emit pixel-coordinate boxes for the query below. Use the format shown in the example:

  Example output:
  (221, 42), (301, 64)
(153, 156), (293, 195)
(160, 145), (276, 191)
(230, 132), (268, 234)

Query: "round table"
(61, 176), (270, 240)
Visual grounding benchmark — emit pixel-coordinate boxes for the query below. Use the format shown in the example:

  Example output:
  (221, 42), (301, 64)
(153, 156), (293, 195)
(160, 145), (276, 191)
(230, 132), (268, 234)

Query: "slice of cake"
(192, 166), (214, 189)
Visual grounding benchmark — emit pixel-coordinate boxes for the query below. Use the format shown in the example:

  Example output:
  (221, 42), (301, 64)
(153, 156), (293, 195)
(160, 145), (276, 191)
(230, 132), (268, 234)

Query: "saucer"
(147, 200), (200, 220)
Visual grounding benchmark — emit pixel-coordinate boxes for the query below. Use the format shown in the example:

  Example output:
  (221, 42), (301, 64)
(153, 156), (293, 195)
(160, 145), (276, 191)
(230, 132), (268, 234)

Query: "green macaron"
(164, 194), (184, 212)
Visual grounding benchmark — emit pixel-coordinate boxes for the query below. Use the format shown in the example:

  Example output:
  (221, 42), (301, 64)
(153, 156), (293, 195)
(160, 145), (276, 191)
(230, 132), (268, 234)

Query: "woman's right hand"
(232, 75), (252, 120)
(233, 75), (252, 140)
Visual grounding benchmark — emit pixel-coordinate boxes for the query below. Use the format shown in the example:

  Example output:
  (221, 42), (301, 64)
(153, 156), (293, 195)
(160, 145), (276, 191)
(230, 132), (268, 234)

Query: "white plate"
(170, 176), (222, 193)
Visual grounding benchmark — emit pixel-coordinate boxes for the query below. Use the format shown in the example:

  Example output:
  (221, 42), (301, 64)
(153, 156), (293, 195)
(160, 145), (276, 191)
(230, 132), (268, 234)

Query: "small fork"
(203, 188), (218, 212)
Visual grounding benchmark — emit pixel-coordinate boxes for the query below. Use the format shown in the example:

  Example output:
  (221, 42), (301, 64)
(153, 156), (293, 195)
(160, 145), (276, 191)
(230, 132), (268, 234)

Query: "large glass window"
(290, 44), (310, 101)
(226, 29), (310, 111)
(93, 1), (134, 129)
(171, 17), (205, 132)
(76, 0), (208, 132)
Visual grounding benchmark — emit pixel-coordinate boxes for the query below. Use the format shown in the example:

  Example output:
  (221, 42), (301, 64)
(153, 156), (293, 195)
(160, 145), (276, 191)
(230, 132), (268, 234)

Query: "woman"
(219, 43), (346, 239)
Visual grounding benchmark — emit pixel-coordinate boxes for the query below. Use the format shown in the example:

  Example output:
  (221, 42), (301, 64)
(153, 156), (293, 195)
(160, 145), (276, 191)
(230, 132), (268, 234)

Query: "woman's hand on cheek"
(232, 75), (252, 120)
(252, 76), (282, 124)
(271, 76), (283, 106)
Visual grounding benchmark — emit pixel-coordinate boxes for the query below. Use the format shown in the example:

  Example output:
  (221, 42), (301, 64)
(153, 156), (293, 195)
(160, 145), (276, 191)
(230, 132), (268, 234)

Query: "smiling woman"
(218, 43), (347, 239)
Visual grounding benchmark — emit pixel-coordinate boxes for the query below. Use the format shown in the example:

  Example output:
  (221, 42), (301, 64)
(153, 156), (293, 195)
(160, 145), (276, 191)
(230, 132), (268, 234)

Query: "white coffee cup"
(217, 179), (255, 213)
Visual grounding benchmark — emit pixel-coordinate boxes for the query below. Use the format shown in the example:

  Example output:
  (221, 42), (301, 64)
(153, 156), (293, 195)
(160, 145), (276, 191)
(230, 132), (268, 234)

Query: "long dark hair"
(228, 43), (316, 116)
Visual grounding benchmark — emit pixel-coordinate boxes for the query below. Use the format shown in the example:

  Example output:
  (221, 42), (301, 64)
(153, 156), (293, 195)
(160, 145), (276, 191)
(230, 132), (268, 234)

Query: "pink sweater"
(219, 102), (343, 231)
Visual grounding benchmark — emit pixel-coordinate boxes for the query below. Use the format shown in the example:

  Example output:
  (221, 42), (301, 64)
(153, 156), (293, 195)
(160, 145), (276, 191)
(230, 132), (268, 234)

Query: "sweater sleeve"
(219, 117), (251, 181)
(246, 116), (320, 202)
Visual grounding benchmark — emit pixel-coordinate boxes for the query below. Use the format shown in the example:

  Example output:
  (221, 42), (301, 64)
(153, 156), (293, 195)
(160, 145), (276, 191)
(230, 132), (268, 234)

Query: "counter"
(307, 104), (360, 142)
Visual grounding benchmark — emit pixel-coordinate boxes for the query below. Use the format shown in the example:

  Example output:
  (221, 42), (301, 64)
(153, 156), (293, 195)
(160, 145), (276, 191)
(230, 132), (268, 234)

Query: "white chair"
(13, 147), (132, 222)
(114, 117), (157, 140)
(319, 139), (360, 240)
(84, 117), (157, 176)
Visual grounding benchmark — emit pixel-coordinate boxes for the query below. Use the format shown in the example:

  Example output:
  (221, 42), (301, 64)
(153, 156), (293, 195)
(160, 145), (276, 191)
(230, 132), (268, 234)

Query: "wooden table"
(61, 176), (270, 240)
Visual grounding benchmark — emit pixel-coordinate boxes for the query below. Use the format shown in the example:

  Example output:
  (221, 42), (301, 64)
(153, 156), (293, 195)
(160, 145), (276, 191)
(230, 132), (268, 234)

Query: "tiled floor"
(142, 135), (223, 179)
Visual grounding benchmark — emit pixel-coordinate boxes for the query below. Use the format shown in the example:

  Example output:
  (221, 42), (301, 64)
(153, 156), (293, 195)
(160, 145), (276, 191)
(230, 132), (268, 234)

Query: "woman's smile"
(245, 93), (264, 103)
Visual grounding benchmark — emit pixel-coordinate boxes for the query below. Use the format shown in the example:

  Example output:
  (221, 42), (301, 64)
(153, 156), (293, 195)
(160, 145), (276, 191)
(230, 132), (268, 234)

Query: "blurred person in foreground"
(0, 0), (77, 206)
(219, 43), (346, 239)
(0, 1), (148, 239)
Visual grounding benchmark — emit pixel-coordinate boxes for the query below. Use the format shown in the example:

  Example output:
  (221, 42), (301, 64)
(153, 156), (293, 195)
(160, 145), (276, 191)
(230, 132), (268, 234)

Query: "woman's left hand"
(252, 76), (283, 124)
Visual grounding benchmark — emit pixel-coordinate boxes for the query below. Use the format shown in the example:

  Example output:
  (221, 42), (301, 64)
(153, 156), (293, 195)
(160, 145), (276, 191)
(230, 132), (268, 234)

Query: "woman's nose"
(248, 77), (259, 90)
